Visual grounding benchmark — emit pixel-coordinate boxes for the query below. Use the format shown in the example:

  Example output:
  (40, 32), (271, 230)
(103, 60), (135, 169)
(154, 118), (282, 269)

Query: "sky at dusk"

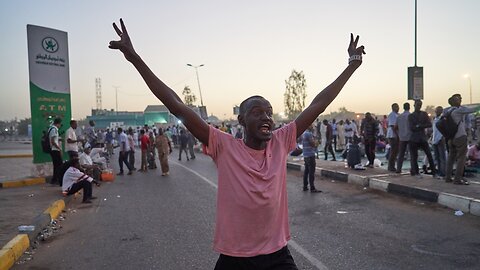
(1, 0), (479, 121)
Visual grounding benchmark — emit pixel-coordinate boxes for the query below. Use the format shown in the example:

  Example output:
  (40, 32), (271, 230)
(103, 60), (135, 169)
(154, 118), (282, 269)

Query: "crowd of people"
(46, 117), (205, 199)
(304, 94), (480, 185)
(45, 93), (479, 205)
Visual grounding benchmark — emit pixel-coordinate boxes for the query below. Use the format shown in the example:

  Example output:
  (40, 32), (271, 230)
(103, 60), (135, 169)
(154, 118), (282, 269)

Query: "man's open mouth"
(259, 124), (271, 134)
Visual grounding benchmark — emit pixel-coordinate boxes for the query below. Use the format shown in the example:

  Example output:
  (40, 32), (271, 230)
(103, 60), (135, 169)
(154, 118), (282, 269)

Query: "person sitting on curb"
(467, 141), (480, 167)
(62, 157), (100, 204)
(79, 147), (102, 181)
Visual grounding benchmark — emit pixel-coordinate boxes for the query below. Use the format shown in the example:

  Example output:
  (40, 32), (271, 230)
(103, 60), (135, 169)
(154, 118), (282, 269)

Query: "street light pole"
(113, 86), (120, 114)
(414, 0), (417, 67)
(187, 63), (205, 107)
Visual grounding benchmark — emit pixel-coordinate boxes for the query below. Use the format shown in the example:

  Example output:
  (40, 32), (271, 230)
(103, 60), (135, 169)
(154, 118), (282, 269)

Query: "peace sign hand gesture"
(108, 18), (137, 62)
(348, 33), (366, 66)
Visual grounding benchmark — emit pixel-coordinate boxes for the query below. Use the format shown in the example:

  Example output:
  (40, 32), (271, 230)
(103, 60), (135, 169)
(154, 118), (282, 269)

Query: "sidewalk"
(287, 156), (480, 216)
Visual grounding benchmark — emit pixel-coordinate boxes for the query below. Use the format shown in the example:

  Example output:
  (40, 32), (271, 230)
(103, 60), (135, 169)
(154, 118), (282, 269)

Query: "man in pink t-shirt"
(110, 18), (365, 269)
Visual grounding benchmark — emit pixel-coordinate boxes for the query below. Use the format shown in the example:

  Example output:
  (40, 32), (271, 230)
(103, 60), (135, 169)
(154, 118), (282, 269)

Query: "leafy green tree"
(182, 85), (197, 106)
(284, 70), (307, 120)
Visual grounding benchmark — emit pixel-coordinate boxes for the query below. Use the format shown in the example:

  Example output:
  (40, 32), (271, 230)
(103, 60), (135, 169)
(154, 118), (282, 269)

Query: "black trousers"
(387, 137), (399, 171)
(324, 141), (336, 160)
(118, 151), (133, 173)
(364, 139), (376, 166)
(49, 150), (63, 185)
(214, 246), (298, 270)
(303, 156), (316, 190)
(396, 141), (409, 173)
(67, 180), (92, 202)
(409, 140), (436, 175)
(128, 150), (136, 169)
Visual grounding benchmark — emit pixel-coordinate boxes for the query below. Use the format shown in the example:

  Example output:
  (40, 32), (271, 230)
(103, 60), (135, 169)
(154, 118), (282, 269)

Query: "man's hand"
(109, 18), (137, 62)
(348, 34), (366, 67)
(348, 33), (366, 57)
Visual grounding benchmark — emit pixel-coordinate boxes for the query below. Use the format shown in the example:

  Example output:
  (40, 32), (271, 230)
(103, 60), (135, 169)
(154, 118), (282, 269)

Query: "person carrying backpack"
(49, 118), (63, 185)
(444, 94), (480, 185)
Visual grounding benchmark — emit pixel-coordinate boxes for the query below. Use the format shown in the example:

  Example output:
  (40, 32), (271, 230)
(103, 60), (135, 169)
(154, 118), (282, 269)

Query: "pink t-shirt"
(203, 122), (297, 257)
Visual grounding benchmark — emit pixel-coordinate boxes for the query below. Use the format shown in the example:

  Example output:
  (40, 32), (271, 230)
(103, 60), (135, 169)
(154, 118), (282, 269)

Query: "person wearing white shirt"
(49, 118), (63, 185)
(395, 102), (411, 174)
(65, 120), (81, 160)
(344, 119), (355, 144)
(117, 127), (133, 175)
(386, 103), (399, 172)
(79, 147), (102, 180)
(62, 157), (100, 203)
(432, 106), (446, 177)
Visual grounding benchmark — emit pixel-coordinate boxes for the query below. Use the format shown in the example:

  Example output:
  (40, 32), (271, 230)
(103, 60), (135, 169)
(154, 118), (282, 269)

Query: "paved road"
(13, 151), (480, 270)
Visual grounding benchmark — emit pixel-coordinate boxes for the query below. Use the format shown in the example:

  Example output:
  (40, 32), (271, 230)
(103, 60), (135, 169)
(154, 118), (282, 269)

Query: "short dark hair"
(239, 95), (266, 116)
(70, 120), (76, 125)
(53, 118), (62, 124)
(403, 102), (410, 110)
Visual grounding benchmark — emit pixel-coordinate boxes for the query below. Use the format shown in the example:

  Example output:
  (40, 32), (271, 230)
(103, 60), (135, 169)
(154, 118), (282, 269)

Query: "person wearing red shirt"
(139, 129), (150, 172)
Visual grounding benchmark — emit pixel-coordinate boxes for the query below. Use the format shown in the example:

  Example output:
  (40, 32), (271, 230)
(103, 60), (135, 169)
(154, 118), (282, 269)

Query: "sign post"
(408, 66), (423, 100)
(27, 25), (71, 164)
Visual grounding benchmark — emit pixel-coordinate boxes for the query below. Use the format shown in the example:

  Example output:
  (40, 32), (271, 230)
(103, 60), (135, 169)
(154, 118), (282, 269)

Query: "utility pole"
(113, 86), (120, 114)
(187, 63), (205, 107)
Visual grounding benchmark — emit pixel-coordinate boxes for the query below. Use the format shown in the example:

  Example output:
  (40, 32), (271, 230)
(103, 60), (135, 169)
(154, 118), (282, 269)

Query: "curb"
(0, 154), (33, 159)
(0, 178), (46, 189)
(286, 161), (480, 217)
(0, 197), (69, 270)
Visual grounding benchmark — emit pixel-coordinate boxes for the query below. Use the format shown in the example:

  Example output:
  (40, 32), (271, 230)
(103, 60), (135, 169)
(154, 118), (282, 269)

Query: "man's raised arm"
(108, 19), (209, 145)
(295, 34), (365, 138)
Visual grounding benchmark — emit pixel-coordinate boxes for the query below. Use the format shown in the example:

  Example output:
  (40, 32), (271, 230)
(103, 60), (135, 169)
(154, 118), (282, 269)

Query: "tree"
(182, 85), (197, 106)
(284, 70), (307, 120)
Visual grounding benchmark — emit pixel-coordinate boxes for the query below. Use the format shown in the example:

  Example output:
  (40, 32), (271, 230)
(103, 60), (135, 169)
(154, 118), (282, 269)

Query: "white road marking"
(172, 161), (218, 189)
(289, 239), (329, 270)
(173, 160), (329, 270)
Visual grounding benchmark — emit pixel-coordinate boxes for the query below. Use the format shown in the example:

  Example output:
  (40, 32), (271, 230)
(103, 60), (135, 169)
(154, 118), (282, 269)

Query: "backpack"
(41, 127), (53, 153)
(435, 108), (460, 140)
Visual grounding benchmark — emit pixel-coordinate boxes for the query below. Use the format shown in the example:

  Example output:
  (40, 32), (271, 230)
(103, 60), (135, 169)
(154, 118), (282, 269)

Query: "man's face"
(414, 101), (422, 111)
(71, 121), (77, 129)
(435, 107), (443, 117)
(239, 98), (274, 142)
(452, 95), (462, 106)
(392, 104), (399, 113)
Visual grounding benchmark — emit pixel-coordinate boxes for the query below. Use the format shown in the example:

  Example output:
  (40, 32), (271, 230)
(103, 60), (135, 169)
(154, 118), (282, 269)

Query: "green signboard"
(27, 25), (71, 163)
